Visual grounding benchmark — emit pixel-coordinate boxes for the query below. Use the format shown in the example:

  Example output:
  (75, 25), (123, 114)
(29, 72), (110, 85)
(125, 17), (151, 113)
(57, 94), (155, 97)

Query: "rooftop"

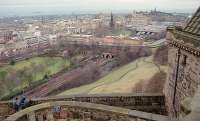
(167, 7), (200, 52)
(184, 7), (200, 36)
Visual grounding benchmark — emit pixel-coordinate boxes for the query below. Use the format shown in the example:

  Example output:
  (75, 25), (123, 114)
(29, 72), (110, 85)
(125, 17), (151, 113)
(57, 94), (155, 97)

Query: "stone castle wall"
(18, 106), (140, 121)
(164, 32), (200, 119)
(0, 94), (166, 121)
(5, 101), (168, 121)
(32, 94), (166, 115)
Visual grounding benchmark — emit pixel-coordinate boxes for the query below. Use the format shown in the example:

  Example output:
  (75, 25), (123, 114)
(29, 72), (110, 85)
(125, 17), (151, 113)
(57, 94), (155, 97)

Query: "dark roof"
(184, 7), (200, 36)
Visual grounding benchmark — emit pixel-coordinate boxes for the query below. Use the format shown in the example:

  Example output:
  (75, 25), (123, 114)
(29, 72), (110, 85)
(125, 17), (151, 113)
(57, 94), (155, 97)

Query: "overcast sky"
(0, 0), (199, 17)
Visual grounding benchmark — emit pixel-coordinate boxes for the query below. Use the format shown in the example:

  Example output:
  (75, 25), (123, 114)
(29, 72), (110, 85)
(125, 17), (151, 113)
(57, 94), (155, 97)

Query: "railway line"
(23, 56), (113, 98)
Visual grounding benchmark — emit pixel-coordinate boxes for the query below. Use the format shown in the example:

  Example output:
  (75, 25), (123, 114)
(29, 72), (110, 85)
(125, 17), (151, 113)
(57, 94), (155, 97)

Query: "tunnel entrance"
(102, 53), (114, 59)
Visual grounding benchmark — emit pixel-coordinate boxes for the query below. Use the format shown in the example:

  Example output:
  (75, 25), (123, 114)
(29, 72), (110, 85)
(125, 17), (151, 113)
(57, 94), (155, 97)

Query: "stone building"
(126, 12), (151, 27)
(164, 7), (200, 120)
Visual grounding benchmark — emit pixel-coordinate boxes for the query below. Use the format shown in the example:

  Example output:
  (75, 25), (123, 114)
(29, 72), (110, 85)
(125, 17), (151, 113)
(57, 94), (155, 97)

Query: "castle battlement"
(165, 7), (200, 121)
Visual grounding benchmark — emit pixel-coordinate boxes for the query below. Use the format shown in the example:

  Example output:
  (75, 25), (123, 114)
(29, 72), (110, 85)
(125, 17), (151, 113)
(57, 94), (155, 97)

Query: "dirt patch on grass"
(154, 46), (168, 65)
(132, 70), (167, 93)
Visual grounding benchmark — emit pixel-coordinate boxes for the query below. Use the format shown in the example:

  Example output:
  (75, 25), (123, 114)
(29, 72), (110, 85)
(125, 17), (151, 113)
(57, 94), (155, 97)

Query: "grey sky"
(0, 0), (199, 16)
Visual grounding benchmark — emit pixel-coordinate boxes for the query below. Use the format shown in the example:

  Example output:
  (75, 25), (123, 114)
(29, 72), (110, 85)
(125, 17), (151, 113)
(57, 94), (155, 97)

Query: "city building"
(126, 12), (151, 27)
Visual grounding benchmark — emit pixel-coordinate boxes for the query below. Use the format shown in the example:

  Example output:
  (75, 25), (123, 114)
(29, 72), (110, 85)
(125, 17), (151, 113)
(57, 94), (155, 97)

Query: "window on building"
(182, 55), (187, 66)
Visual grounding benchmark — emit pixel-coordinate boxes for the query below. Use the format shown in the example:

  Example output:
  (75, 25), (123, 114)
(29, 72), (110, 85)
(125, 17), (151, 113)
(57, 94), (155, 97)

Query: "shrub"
(10, 59), (16, 65)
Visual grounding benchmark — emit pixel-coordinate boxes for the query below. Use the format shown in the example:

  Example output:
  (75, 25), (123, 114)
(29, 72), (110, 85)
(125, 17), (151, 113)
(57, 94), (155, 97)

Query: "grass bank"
(59, 56), (167, 96)
(0, 57), (70, 99)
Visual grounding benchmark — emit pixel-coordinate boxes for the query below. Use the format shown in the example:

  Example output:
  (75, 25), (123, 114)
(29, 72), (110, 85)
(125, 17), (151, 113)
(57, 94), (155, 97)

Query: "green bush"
(10, 59), (16, 65)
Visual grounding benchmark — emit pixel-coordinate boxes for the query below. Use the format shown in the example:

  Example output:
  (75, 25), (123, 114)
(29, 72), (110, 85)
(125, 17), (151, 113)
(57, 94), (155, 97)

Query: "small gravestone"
(59, 111), (68, 119)
(37, 114), (44, 121)
(46, 111), (54, 121)
(28, 112), (36, 121)
(52, 106), (61, 113)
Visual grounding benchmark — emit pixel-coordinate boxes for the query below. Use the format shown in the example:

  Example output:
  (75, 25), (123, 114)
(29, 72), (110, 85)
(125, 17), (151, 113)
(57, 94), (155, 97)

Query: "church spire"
(110, 12), (115, 29)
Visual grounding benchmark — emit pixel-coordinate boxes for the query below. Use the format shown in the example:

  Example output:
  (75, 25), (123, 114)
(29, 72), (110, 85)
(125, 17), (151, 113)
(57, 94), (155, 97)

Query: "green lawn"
(0, 57), (70, 98)
(59, 56), (168, 96)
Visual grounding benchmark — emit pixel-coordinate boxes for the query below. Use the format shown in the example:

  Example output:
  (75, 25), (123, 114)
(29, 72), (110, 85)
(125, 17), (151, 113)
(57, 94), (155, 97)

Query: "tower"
(110, 12), (115, 29)
(41, 16), (45, 24)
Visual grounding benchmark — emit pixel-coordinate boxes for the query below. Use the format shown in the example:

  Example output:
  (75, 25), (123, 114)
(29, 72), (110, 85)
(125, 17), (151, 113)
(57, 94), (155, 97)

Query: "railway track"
(23, 56), (112, 98)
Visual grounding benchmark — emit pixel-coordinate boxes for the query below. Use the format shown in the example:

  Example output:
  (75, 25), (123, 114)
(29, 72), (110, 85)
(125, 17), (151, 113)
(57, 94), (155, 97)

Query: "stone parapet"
(5, 101), (168, 121)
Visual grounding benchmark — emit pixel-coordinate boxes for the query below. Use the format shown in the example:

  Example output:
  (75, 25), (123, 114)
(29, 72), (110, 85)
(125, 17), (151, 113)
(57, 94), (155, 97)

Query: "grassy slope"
(59, 56), (168, 96)
(0, 57), (70, 97)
